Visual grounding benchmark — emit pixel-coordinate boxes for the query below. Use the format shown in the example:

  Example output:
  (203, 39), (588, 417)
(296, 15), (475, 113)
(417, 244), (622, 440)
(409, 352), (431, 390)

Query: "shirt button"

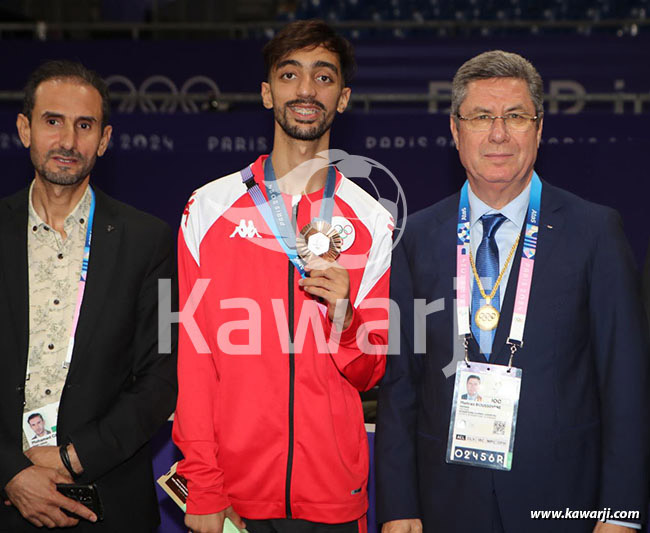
(58, 253), (64, 260)
(48, 343), (54, 350)
(80, 218), (85, 224)
(45, 389), (51, 395)
(32, 226), (37, 232)
(53, 299), (60, 305)
(44, 226), (50, 231)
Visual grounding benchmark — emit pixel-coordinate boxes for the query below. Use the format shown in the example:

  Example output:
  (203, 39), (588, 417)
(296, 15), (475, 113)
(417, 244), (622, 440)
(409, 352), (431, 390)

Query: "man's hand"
(25, 446), (73, 480)
(299, 258), (353, 329)
(4, 465), (97, 528)
(593, 522), (635, 532)
(185, 505), (246, 533)
(382, 519), (423, 533)
(25, 443), (84, 479)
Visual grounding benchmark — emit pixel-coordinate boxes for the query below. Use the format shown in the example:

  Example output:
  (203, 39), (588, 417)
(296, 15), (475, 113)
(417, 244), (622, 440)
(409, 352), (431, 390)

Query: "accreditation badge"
(23, 401), (59, 448)
(446, 361), (522, 471)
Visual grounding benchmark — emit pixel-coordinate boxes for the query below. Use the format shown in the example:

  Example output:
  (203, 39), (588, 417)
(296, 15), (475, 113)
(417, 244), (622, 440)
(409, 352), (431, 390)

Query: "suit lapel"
(0, 190), (29, 369)
(490, 181), (565, 364)
(67, 189), (121, 373)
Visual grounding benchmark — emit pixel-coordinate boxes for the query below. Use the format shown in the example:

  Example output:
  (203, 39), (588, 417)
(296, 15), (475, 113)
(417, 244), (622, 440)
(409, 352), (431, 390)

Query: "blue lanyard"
(63, 186), (96, 368)
(243, 156), (336, 278)
(456, 173), (542, 355)
(508, 172), (541, 348)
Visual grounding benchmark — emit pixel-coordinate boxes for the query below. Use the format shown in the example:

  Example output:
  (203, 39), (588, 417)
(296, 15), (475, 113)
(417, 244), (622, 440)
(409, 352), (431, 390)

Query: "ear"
(450, 115), (460, 151)
(261, 82), (273, 110)
(97, 125), (112, 157)
(536, 116), (543, 148)
(336, 87), (351, 113)
(16, 114), (31, 148)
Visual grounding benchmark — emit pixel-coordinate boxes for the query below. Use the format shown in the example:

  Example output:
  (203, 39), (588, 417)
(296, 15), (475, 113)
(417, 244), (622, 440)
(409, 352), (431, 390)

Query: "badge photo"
(23, 401), (59, 448)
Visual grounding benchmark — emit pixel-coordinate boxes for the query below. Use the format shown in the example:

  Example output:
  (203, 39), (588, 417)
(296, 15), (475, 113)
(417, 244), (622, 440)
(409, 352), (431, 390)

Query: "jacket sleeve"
(0, 449), (33, 492)
(172, 226), (230, 516)
(643, 238), (650, 327)
(590, 209), (650, 524)
(326, 208), (393, 392)
(375, 236), (422, 524)
(69, 222), (178, 483)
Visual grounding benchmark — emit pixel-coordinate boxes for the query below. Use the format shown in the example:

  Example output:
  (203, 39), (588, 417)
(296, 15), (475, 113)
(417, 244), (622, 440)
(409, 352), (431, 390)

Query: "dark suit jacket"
(0, 187), (177, 532)
(643, 241), (650, 322)
(376, 181), (650, 532)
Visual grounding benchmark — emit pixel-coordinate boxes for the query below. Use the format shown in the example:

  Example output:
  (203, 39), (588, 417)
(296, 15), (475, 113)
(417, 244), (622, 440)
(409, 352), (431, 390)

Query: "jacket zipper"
(285, 200), (299, 518)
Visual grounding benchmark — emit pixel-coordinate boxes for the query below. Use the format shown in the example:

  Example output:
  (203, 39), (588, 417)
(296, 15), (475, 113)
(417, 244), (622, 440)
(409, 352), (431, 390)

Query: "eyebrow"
(465, 104), (531, 114)
(313, 60), (339, 74)
(275, 59), (339, 75)
(41, 111), (98, 123)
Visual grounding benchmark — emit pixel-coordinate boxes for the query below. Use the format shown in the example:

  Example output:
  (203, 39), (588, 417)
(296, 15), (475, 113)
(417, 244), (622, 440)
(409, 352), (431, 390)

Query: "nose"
(58, 122), (76, 151)
(488, 117), (510, 144)
(297, 76), (316, 99)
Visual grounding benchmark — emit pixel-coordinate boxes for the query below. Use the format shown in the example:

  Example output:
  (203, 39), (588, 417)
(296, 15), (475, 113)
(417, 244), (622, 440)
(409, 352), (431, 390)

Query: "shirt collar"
(467, 180), (532, 229)
(28, 180), (92, 235)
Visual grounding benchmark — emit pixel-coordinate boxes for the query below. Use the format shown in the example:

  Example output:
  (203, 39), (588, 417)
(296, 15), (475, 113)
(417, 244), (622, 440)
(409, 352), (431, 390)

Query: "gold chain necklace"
(469, 233), (520, 331)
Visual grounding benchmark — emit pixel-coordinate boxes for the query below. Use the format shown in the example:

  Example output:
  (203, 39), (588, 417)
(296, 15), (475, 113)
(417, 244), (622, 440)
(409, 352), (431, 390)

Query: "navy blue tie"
(471, 214), (506, 358)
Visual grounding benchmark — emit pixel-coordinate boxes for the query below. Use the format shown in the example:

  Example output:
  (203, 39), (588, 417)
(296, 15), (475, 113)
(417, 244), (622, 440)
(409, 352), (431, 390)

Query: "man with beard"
(27, 414), (52, 440)
(174, 19), (393, 533)
(0, 60), (177, 531)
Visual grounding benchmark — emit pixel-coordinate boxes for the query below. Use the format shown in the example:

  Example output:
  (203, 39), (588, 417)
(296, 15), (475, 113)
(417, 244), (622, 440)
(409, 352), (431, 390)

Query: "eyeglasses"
(456, 113), (539, 132)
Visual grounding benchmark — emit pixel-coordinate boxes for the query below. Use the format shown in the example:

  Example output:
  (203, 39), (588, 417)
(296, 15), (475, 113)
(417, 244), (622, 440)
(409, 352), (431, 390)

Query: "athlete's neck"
(270, 128), (331, 195)
(31, 175), (89, 238)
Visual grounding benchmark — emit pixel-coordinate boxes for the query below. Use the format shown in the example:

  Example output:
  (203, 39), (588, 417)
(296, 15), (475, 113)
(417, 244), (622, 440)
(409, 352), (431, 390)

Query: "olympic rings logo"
(104, 74), (222, 113)
(334, 224), (354, 239)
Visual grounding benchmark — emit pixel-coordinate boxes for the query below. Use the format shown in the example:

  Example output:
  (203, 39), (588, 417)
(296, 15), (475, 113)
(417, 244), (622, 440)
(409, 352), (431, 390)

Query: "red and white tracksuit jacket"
(173, 155), (393, 523)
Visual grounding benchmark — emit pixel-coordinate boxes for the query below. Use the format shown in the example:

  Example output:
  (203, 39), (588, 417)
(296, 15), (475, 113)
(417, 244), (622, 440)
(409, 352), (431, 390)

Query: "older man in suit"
(0, 60), (176, 531)
(375, 51), (649, 533)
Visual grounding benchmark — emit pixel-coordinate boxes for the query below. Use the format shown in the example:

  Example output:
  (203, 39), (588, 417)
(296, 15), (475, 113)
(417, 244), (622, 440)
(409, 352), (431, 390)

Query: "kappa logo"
(230, 220), (261, 238)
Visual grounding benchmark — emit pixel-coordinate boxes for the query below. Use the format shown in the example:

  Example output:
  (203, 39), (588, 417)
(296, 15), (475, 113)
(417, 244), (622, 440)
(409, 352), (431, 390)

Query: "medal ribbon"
(455, 173), (542, 350)
(242, 155), (336, 278)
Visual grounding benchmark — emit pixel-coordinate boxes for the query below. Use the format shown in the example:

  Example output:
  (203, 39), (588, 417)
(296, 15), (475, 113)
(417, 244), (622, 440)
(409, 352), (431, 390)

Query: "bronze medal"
(475, 304), (500, 331)
(296, 220), (342, 263)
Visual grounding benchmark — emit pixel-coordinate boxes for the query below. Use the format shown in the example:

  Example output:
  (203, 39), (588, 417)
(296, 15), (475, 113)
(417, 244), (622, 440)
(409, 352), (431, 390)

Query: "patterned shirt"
(23, 182), (91, 451)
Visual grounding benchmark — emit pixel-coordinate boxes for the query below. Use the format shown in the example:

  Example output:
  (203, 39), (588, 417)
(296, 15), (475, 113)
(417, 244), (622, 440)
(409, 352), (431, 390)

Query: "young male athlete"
(174, 20), (393, 533)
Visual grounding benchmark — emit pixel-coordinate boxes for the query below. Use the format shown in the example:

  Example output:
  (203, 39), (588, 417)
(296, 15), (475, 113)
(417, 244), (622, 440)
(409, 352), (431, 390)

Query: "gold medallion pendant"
(469, 233), (521, 333)
(475, 304), (500, 331)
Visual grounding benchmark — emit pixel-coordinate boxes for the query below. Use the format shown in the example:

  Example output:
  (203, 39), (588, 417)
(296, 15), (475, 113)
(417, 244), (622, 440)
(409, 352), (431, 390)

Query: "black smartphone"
(56, 483), (104, 521)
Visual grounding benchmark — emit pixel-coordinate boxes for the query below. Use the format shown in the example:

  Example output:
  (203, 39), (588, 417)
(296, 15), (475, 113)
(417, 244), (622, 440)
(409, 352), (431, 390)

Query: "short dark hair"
(467, 375), (481, 383)
(27, 413), (44, 423)
(451, 50), (544, 120)
(23, 60), (111, 129)
(262, 19), (356, 86)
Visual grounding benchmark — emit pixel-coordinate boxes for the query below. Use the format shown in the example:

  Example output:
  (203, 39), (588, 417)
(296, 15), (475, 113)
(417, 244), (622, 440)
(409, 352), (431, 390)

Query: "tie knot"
(481, 213), (506, 239)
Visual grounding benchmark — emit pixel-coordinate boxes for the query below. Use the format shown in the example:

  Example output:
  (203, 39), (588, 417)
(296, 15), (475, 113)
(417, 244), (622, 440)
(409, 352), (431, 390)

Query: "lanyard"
(455, 173), (542, 364)
(242, 155), (336, 278)
(63, 187), (96, 368)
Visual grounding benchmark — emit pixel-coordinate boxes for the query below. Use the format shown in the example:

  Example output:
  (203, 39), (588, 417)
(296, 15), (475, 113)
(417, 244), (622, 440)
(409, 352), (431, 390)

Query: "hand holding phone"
(56, 483), (103, 521)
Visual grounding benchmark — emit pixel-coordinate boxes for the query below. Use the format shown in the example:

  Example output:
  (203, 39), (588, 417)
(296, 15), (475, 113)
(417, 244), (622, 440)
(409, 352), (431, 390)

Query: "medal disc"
(296, 220), (342, 262)
(475, 304), (500, 331)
